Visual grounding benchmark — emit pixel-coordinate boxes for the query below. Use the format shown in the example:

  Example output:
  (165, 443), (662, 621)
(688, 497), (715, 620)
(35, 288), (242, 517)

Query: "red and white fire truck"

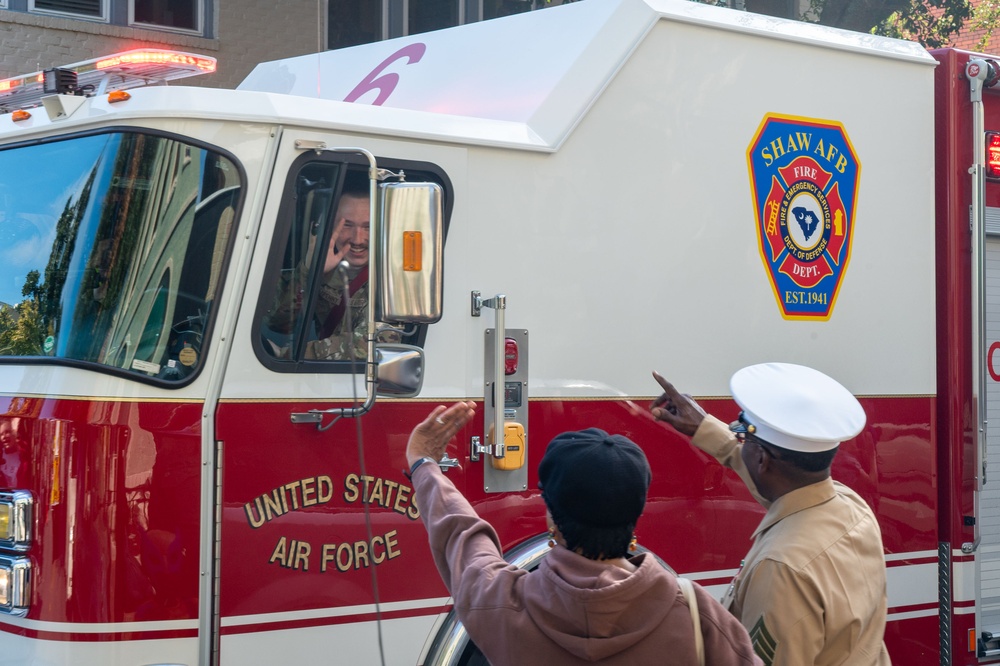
(0, 0), (998, 663)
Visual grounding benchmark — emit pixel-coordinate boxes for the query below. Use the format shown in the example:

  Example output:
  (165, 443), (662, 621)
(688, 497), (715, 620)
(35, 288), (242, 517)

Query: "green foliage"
(687, 0), (975, 49)
(969, 1), (1000, 51)
(0, 300), (42, 356)
(20, 270), (39, 300)
(0, 164), (98, 358)
(875, 0), (972, 49)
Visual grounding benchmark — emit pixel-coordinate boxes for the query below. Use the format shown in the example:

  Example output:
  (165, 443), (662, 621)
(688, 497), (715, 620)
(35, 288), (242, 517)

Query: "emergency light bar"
(0, 48), (216, 111)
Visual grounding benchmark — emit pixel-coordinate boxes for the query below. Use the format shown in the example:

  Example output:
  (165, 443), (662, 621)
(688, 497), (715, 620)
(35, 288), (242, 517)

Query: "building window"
(409, 0), (458, 36)
(30, 0), (107, 21)
(130, 0), (202, 34)
(328, 0), (567, 48)
(328, 0), (382, 50)
(483, 0), (534, 20)
(20, 0), (208, 35)
(744, 0), (796, 20)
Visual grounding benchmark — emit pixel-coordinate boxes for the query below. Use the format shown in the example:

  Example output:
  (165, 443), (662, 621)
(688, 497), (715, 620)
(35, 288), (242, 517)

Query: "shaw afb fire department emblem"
(747, 114), (860, 320)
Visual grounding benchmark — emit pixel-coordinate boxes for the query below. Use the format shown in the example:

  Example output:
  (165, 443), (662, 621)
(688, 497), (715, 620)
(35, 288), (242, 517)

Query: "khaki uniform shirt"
(693, 416), (891, 666)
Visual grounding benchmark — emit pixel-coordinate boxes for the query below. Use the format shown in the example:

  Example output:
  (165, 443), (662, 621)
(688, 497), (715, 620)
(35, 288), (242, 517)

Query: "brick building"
(0, 0), (572, 90)
(947, 1), (994, 53)
(14, 0), (980, 92)
(1, 1), (342, 90)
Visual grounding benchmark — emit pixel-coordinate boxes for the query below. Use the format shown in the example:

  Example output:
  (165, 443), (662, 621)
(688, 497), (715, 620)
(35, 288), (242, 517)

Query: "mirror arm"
(289, 146), (382, 428)
(289, 355), (377, 426)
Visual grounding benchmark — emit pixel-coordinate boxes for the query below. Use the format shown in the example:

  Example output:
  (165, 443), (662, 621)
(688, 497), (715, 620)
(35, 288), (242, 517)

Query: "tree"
(0, 300), (43, 356)
(968, 1), (1000, 50)
(870, 0), (972, 48)
(693, 0), (975, 49)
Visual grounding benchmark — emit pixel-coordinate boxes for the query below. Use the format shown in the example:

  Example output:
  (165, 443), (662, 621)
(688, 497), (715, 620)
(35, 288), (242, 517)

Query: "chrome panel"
(375, 343), (425, 397)
(377, 181), (444, 324)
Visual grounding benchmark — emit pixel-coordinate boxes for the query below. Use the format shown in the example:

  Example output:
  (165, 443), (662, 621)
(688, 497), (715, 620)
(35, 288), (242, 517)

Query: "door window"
(256, 156), (451, 371)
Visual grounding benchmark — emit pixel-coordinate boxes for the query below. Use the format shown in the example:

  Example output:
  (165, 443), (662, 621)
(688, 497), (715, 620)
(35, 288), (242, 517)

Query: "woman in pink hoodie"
(406, 402), (762, 666)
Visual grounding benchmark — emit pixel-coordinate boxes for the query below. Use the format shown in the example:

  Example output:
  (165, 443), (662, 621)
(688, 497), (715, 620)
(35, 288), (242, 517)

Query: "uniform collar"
(751, 476), (836, 539)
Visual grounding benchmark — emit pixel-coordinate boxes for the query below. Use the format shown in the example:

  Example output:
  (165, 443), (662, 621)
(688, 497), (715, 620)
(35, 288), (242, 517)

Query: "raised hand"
(648, 371), (706, 437)
(406, 402), (477, 467)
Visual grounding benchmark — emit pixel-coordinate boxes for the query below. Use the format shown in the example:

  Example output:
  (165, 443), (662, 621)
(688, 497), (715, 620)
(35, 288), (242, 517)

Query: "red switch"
(504, 337), (518, 375)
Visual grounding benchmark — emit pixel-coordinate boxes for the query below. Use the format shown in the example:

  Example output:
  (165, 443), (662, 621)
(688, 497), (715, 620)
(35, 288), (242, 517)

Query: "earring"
(629, 535), (638, 552)
(548, 528), (556, 548)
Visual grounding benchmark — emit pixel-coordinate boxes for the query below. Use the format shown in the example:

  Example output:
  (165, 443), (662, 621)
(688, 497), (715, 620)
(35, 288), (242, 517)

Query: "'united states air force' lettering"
(242, 473), (420, 573)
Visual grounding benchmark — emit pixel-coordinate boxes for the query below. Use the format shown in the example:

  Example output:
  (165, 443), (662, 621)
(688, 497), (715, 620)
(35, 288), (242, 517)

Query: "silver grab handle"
(492, 297), (505, 457)
(471, 291), (507, 459)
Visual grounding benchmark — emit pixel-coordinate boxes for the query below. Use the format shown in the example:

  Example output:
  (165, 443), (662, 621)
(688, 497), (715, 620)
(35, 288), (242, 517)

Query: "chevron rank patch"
(746, 114), (860, 321)
(749, 615), (777, 666)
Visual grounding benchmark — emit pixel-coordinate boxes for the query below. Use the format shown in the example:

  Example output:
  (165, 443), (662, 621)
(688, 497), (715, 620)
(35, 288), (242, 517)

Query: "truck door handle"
(437, 456), (461, 472)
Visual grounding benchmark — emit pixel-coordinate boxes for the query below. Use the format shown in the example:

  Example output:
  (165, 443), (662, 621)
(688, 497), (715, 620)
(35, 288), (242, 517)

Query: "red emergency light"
(0, 48), (217, 112)
(988, 131), (1000, 180)
(95, 51), (216, 73)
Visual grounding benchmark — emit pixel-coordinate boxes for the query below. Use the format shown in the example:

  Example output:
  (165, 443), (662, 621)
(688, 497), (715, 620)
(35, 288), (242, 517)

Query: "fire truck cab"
(0, 0), (993, 664)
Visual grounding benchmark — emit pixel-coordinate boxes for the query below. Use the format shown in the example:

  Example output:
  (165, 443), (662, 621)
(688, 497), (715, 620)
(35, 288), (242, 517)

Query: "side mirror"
(377, 181), (443, 323)
(375, 343), (424, 397)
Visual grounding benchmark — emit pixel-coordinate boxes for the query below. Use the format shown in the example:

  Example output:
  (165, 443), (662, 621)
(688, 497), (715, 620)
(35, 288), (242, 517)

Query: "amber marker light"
(0, 491), (32, 551)
(10, 110), (30, 122)
(403, 231), (423, 271)
(107, 90), (131, 103)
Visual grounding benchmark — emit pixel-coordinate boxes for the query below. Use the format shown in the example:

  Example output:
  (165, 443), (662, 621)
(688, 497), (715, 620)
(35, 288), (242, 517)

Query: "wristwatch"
(405, 456), (437, 479)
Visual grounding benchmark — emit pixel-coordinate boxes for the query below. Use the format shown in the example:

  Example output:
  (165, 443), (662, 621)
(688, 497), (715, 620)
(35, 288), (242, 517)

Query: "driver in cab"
(265, 182), (399, 360)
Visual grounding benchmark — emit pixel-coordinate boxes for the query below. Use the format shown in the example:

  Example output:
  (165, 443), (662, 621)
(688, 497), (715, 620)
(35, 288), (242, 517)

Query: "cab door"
(213, 135), (456, 665)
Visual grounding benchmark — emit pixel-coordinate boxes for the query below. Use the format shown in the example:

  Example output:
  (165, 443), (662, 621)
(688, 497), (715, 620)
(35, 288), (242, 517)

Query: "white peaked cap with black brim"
(730, 362), (866, 453)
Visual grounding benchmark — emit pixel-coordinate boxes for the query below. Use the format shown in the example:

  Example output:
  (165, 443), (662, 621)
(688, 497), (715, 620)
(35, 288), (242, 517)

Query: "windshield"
(0, 131), (241, 383)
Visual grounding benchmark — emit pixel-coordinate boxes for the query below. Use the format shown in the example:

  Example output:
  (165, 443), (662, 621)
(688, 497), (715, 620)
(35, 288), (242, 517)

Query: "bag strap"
(677, 577), (705, 666)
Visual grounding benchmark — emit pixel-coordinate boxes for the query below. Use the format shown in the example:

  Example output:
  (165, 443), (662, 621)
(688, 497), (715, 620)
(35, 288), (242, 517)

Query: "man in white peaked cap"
(648, 363), (890, 666)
